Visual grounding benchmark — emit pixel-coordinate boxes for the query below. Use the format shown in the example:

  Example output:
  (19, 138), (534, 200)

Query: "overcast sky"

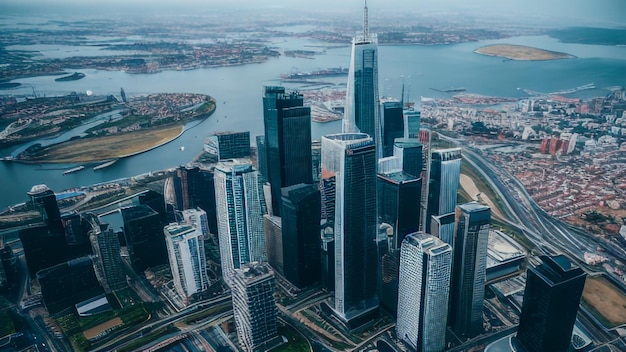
(2, 0), (625, 26)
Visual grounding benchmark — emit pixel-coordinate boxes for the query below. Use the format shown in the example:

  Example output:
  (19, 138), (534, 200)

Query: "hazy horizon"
(1, 0), (625, 27)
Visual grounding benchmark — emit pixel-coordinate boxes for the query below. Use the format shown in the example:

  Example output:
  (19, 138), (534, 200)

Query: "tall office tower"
(321, 133), (378, 326)
(262, 86), (313, 217)
(393, 138), (423, 179)
(61, 213), (92, 259)
(515, 255), (586, 352)
(89, 219), (126, 293)
(256, 135), (268, 181)
(204, 131), (251, 161)
(312, 140), (322, 184)
(164, 224), (209, 301)
(418, 128), (432, 231)
(19, 225), (68, 278)
(397, 232), (452, 352)
(281, 183), (321, 288)
(121, 205), (169, 273)
(231, 263), (279, 352)
(214, 160), (266, 280)
(405, 110), (421, 139)
(380, 100), (404, 158)
(181, 208), (210, 237)
(427, 147), (462, 244)
(344, 1), (380, 156)
(449, 202), (491, 337)
(27, 184), (63, 234)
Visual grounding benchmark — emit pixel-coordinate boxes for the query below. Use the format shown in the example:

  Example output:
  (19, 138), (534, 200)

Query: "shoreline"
(474, 44), (576, 61)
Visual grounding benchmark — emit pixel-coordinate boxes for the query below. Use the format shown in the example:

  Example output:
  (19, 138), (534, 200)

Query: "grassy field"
(20, 124), (183, 163)
(582, 276), (626, 328)
(475, 44), (575, 61)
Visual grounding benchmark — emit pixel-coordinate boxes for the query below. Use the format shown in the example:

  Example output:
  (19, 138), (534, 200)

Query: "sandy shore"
(19, 125), (184, 163)
(475, 44), (575, 61)
(459, 173), (503, 218)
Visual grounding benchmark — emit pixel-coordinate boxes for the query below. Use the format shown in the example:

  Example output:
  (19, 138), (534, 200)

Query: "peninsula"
(7, 93), (215, 163)
(474, 44), (575, 61)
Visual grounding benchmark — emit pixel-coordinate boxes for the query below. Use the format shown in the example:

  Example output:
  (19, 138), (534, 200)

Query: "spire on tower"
(363, 0), (369, 40)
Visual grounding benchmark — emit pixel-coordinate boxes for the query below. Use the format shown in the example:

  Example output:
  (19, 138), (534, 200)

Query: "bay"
(0, 35), (625, 209)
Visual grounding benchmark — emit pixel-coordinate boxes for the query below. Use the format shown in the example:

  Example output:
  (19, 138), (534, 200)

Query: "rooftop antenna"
(363, 0), (369, 40)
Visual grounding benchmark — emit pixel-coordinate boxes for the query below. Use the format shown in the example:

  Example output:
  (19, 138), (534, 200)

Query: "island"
(54, 72), (86, 82)
(4, 93), (215, 163)
(474, 44), (575, 61)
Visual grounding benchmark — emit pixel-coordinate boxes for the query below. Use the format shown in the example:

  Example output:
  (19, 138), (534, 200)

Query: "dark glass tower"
(427, 148), (462, 244)
(262, 86), (313, 217)
(515, 255), (586, 352)
(121, 205), (169, 273)
(280, 183), (321, 288)
(449, 202), (490, 338)
(322, 133), (378, 325)
(256, 135), (268, 182)
(27, 184), (63, 234)
(377, 172), (422, 250)
(380, 101), (404, 158)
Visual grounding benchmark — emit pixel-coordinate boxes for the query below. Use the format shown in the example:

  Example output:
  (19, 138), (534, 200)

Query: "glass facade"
(449, 202), (490, 337)
(214, 161), (266, 281)
(164, 223), (209, 301)
(321, 133), (378, 321)
(381, 101), (404, 158)
(426, 147), (462, 243)
(516, 255), (586, 352)
(121, 204), (169, 273)
(262, 86), (312, 217)
(397, 232), (452, 352)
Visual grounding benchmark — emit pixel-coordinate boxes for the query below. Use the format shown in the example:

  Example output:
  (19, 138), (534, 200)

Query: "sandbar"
(475, 44), (575, 61)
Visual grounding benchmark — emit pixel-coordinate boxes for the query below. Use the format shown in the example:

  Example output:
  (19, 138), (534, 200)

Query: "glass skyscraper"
(321, 132), (378, 324)
(449, 202), (491, 337)
(397, 232), (452, 352)
(262, 86), (312, 217)
(380, 100), (404, 158)
(164, 223), (209, 302)
(214, 160), (266, 281)
(344, 1), (380, 156)
(89, 220), (126, 293)
(427, 147), (462, 244)
(515, 255), (586, 352)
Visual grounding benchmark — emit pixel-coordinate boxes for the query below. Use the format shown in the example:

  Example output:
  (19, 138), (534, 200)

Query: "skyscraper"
(427, 147), (462, 244)
(280, 183), (321, 288)
(164, 223), (209, 301)
(121, 205), (169, 273)
(397, 232), (452, 352)
(344, 1), (380, 156)
(262, 86), (313, 217)
(214, 160), (266, 280)
(231, 262), (279, 352)
(204, 131), (251, 160)
(27, 184), (63, 234)
(321, 132), (378, 325)
(449, 202), (491, 337)
(89, 219), (126, 293)
(380, 100), (404, 158)
(515, 255), (586, 352)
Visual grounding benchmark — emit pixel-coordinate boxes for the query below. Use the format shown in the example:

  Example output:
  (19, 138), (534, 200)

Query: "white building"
(397, 232), (452, 352)
(163, 224), (208, 301)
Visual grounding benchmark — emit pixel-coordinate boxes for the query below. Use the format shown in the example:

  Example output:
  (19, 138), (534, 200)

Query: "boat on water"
(93, 159), (117, 171)
(63, 166), (84, 175)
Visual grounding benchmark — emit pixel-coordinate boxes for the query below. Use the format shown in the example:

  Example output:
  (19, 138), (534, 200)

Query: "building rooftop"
(27, 184), (53, 196)
(234, 262), (274, 283)
(487, 230), (526, 264)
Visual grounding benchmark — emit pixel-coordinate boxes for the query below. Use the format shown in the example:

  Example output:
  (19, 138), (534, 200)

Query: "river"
(1, 35), (625, 208)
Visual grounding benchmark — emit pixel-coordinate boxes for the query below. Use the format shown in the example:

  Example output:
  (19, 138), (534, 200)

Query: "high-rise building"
(204, 131), (251, 160)
(181, 208), (210, 237)
(231, 262), (279, 352)
(515, 255), (586, 352)
(164, 223), (209, 301)
(380, 100), (404, 158)
(312, 140), (322, 184)
(263, 215), (283, 274)
(449, 202), (491, 337)
(165, 166), (217, 231)
(88, 218), (126, 293)
(27, 184), (63, 234)
(344, 1), (380, 156)
(321, 132), (378, 325)
(405, 110), (421, 139)
(214, 160), (266, 280)
(393, 138), (423, 179)
(427, 147), (462, 244)
(121, 205), (169, 273)
(280, 183), (321, 288)
(19, 225), (68, 278)
(262, 86), (313, 217)
(397, 232), (452, 352)
(256, 135), (268, 182)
